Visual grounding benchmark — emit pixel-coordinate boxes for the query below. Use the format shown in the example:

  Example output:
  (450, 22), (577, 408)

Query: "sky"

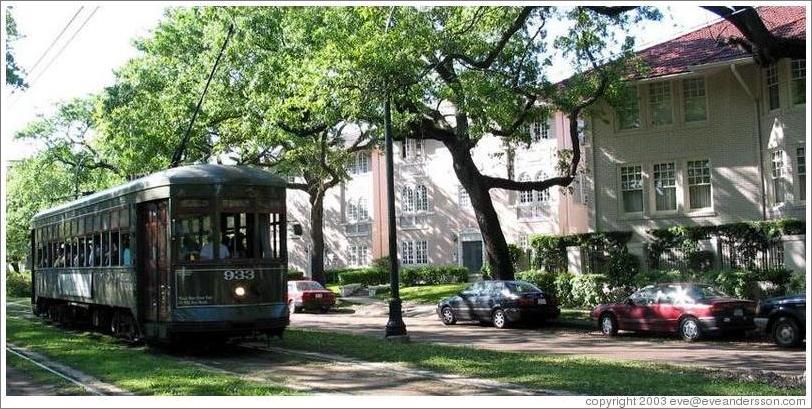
(0, 2), (719, 165)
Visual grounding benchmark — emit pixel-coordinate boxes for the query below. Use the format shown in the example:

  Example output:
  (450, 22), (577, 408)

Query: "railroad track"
(6, 345), (106, 396)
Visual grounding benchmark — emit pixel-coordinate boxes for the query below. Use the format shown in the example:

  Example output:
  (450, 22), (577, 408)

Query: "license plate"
(734, 308), (743, 316)
(537, 298), (546, 305)
(315, 294), (323, 299)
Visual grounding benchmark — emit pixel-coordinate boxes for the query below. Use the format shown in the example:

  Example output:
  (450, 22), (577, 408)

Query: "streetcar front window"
(174, 214), (213, 262)
(220, 212), (255, 259)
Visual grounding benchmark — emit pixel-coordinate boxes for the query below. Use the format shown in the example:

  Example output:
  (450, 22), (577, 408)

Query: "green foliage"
(372, 256), (391, 274)
(570, 274), (610, 308)
(786, 271), (806, 295)
(5, 6), (27, 90)
(337, 268), (389, 286)
(515, 270), (557, 295)
(6, 270), (31, 297)
(529, 231), (635, 284)
(399, 265), (469, 287)
(286, 270), (306, 280)
(554, 272), (575, 307)
(507, 244), (527, 271)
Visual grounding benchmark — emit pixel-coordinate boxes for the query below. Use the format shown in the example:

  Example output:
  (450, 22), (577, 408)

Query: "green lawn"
(6, 352), (90, 395)
(559, 308), (592, 321)
(5, 314), (298, 396)
(374, 283), (467, 304)
(274, 329), (802, 396)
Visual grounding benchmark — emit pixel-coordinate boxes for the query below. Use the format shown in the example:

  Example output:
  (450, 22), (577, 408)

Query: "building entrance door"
(462, 240), (483, 273)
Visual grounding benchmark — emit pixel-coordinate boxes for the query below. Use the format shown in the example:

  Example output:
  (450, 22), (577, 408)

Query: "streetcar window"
(220, 212), (255, 259)
(174, 214), (212, 262)
(259, 213), (283, 260)
(93, 232), (102, 266)
(121, 233), (132, 266)
(85, 237), (94, 267)
(111, 232), (120, 266)
(103, 230), (111, 266)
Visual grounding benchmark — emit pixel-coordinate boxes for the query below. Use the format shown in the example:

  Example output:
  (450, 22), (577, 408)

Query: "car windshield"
(296, 281), (325, 291)
(506, 281), (541, 294)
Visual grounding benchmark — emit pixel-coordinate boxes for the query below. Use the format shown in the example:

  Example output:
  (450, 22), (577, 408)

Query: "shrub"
(632, 269), (685, 288)
(604, 251), (640, 286)
(372, 256), (391, 274)
(515, 270), (557, 296)
(786, 270), (806, 295)
(337, 268), (389, 286)
(286, 270), (305, 280)
(711, 270), (760, 300)
(6, 270), (31, 297)
(554, 272), (575, 307)
(400, 265), (468, 286)
(570, 274), (610, 308)
(688, 250), (715, 272)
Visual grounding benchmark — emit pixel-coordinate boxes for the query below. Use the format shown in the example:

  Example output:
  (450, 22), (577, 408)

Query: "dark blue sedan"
(757, 294), (806, 347)
(437, 280), (560, 329)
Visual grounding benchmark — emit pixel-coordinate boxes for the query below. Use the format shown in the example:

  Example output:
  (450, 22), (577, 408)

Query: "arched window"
(518, 173), (533, 203)
(535, 171), (550, 202)
(347, 199), (359, 222)
(357, 198), (369, 221)
(415, 184), (429, 212)
(401, 186), (415, 212)
(356, 153), (370, 173)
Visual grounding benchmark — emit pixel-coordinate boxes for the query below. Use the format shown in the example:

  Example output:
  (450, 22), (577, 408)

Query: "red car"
(287, 280), (336, 313)
(591, 283), (756, 342)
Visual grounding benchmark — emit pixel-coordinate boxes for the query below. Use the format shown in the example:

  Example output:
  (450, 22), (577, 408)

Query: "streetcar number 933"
(223, 270), (255, 280)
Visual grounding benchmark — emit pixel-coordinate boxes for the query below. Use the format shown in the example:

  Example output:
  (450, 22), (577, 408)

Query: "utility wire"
(26, 6), (85, 76)
(28, 6), (100, 87)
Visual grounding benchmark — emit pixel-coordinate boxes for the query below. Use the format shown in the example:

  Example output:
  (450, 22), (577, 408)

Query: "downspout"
(730, 63), (768, 220)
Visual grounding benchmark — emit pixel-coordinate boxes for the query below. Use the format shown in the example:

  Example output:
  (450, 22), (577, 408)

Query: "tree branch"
(446, 6), (535, 70)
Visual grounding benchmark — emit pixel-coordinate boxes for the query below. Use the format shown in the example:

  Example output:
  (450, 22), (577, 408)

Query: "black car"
(437, 280), (560, 329)
(756, 294), (805, 347)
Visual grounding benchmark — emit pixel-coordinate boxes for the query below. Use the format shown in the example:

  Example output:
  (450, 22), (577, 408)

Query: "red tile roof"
(634, 6), (806, 79)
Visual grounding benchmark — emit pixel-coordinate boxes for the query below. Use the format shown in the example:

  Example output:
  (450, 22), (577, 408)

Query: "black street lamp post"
(383, 6), (407, 340)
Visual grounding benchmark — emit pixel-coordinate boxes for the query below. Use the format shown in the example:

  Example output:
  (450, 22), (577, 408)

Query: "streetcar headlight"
(234, 286), (246, 297)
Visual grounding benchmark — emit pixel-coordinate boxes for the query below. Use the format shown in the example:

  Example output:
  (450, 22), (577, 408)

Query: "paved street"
(289, 301), (807, 377)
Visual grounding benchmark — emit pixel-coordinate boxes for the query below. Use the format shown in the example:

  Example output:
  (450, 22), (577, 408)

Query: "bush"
(287, 270), (305, 280)
(604, 251), (640, 286)
(554, 272), (575, 307)
(710, 270), (760, 300)
(515, 270), (557, 295)
(570, 274), (610, 308)
(786, 270), (806, 295)
(400, 265), (468, 287)
(6, 270), (31, 297)
(337, 268), (389, 286)
(372, 256), (391, 274)
(632, 269), (685, 288)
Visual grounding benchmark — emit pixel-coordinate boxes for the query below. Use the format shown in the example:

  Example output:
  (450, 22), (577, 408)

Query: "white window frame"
(355, 152), (370, 174)
(616, 86), (641, 131)
(400, 240), (415, 265)
(401, 186), (415, 213)
(415, 184), (429, 212)
(348, 244), (369, 267)
(790, 59), (805, 106)
(686, 159), (713, 211)
(415, 240), (428, 264)
(648, 81), (673, 126)
(518, 173), (533, 204)
(620, 165), (644, 214)
(357, 198), (369, 221)
(771, 150), (788, 204)
(765, 65), (780, 111)
(457, 185), (470, 207)
(534, 171), (550, 203)
(346, 199), (359, 222)
(682, 77), (708, 123)
(796, 146), (806, 203)
(651, 162), (678, 213)
(403, 139), (425, 159)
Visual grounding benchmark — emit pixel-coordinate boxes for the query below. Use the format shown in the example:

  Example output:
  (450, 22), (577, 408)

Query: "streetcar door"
(138, 200), (170, 323)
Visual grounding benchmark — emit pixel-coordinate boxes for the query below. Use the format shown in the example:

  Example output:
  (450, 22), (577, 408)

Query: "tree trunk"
(308, 191), (326, 285)
(447, 142), (515, 280)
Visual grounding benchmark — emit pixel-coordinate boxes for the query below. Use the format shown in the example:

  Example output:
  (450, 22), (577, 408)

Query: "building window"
(687, 160), (712, 209)
(357, 198), (369, 221)
(346, 198), (369, 222)
(766, 65), (780, 110)
(401, 186), (415, 212)
(415, 184), (429, 212)
(648, 82), (673, 126)
(400, 241), (414, 265)
(531, 118), (551, 142)
(355, 153), (370, 174)
(403, 139), (424, 159)
(415, 240), (428, 264)
(652, 163), (677, 211)
(534, 171), (550, 202)
(518, 234), (529, 250)
(683, 78), (707, 122)
(771, 150), (787, 203)
(458, 185), (470, 207)
(348, 244), (368, 267)
(620, 165), (643, 213)
(791, 59), (805, 105)
(616, 87), (640, 130)
(518, 173), (533, 203)
(797, 147), (806, 202)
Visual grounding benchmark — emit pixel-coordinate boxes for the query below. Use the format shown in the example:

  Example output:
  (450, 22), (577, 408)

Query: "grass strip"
(6, 352), (91, 396)
(275, 329), (803, 396)
(6, 315), (298, 396)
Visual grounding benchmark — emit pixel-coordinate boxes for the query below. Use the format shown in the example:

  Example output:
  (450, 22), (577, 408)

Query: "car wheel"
(599, 313), (618, 336)
(772, 316), (801, 348)
(320, 306), (329, 314)
(440, 306), (456, 325)
(679, 316), (702, 342)
(492, 308), (507, 329)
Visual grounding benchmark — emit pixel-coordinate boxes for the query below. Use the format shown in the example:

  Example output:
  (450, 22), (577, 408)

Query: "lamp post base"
(384, 298), (408, 338)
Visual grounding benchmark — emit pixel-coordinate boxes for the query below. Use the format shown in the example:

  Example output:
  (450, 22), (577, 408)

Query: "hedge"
(287, 270), (306, 280)
(6, 270), (31, 297)
(400, 265), (469, 286)
(337, 268), (389, 286)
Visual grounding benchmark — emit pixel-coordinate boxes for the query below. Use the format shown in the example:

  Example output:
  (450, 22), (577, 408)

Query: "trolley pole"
(383, 97), (408, 339)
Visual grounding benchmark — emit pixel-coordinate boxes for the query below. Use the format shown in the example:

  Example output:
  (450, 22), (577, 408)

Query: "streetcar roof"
(32, 164), (287, 222)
